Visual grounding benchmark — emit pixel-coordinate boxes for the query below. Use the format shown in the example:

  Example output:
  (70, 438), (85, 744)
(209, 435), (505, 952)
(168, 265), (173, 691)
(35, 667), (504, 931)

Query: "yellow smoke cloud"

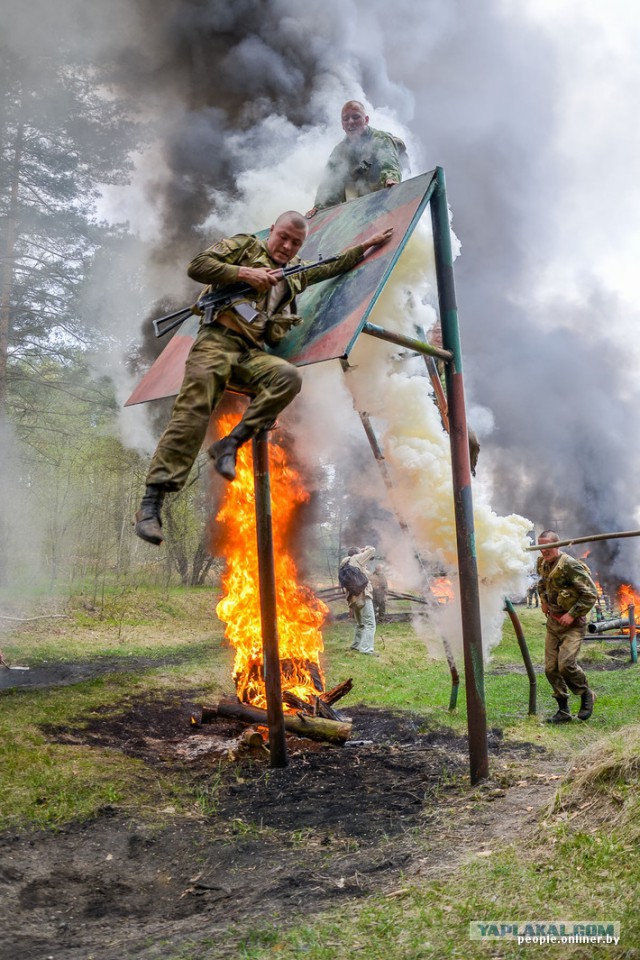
(346, 225), (533, 659)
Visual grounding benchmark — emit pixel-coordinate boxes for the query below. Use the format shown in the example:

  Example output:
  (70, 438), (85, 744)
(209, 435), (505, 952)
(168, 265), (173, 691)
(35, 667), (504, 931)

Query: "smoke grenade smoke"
(102, 1), (640, 620)
(5, 0), (640, 621)
(101, 0), (640, 590)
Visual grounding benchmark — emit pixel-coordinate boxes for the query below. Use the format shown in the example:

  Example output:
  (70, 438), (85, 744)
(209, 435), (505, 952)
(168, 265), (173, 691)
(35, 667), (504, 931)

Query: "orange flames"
(214, 415), (327, 709)
(431, 577), (454, 604)
(617, 583), (640, 613)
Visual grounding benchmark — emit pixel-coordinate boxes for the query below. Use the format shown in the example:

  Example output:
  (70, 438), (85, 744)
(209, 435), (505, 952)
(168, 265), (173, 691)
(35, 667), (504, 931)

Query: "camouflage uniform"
(314, 127), (405, 211)
(146, 234), (365, 492)
(537, 553), (597, 697)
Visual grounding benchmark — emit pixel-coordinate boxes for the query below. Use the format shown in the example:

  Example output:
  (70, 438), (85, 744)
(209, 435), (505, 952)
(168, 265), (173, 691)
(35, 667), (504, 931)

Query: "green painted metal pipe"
(504, 598), (537, 715)
(362, 321), (453, 362)
(628, 604), (637, 664)
(431, 166), (488, 783)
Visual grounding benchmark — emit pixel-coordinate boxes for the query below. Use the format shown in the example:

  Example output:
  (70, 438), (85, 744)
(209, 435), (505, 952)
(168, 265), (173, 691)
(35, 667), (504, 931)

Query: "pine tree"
(0, 46), (137, 418)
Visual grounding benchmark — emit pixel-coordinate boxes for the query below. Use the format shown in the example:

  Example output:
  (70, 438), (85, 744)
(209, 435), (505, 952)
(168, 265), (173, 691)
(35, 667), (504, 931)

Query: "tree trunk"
(0, 114), (23, 421)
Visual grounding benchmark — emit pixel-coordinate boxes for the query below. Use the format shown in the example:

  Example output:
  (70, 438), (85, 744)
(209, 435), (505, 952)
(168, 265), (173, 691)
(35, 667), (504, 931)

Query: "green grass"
(2, 587), (639, 959)
(0, 583), (226, 663)
(3, 593), (638, 830)
(173, 728), (640, 960)
(322, 610), (640, 752)
(215, 826), (639, 959)
(0, 584), (234, 828)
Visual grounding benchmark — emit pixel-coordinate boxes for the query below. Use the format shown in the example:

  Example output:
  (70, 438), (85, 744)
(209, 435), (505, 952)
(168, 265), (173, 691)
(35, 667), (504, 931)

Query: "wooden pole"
(252, 430), (288, 768)
(526, 529), (640, 551)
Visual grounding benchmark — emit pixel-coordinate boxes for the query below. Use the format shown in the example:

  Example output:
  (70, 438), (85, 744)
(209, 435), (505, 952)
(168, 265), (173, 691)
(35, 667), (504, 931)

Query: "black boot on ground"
(577, 688), (596, 721)
(208, 425), (253, 482)
(547, 695), (572, 724)
(134, 484), (166, 545)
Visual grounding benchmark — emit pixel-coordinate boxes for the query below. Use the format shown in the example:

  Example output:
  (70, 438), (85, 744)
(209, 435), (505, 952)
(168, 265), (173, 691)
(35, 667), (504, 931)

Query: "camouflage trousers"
(544, 616), (589, 697)
(146, 325), (302, 492)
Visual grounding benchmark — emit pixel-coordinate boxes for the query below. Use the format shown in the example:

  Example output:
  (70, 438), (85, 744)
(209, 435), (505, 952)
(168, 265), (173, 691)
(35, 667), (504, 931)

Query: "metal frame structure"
(255, 167), (488, 782)
(587, 605), (638, 663)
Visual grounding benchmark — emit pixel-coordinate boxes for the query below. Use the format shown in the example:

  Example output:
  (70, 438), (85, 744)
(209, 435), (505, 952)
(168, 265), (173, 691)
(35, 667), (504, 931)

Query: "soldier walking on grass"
(339, 546), (379, 656)
(537, 530), (598, 723)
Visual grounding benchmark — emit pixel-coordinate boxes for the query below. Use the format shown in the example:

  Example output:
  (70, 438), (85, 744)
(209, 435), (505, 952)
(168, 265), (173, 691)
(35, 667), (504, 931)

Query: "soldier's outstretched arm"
(361, 226), (393, 250)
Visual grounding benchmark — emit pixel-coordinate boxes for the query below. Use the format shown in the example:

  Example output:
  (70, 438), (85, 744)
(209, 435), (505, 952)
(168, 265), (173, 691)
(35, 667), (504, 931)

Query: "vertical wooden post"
(252, 430), (288, 768)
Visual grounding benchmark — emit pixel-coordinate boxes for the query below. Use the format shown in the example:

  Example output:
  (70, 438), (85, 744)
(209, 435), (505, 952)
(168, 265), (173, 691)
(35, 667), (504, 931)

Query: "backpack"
(338, 561), (369, 595)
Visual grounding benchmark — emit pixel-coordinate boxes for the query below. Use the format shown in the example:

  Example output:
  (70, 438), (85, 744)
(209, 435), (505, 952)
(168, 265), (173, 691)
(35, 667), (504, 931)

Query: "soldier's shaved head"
(267, 212), (308, 264)
(342, 99), (367, 114)
(274, 210), (308, 233)
(341, 101), (370, 140)
(538, 530), (559, 542)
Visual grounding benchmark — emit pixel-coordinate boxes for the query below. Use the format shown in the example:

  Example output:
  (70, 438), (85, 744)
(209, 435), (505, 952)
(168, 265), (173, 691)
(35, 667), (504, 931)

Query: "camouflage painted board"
(126, 170), (437, 406)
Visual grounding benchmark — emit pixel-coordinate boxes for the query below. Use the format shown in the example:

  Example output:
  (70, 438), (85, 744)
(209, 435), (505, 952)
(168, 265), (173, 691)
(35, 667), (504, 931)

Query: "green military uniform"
(314, 126), (405, 211)
(537, 553), (597, 698)
(145, 234), (365, 492)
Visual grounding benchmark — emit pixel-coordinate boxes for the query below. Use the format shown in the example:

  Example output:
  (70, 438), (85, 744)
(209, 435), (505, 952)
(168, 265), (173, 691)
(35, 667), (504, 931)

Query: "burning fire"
(215, 415), (327, 709)
(617, 583), (640, 614)
(431, 576), (454, 605)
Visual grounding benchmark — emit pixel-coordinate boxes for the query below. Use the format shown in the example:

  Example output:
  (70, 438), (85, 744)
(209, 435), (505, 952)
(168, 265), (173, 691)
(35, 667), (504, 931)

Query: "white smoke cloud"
(9, 0), (640, 611)
(339, 227), (533, 658)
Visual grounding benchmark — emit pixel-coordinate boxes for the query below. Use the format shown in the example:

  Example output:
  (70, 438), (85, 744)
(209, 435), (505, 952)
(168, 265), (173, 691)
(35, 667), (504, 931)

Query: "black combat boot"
(134, 484), (166, 545)
(547, 695), (572, 724)
(577, 688), (596, 721)
(208, 423), (253, 482)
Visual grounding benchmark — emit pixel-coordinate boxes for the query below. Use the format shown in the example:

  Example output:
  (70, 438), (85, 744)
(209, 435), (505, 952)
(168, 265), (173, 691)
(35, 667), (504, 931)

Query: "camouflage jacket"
(187, 234), (365, 349)
(537, 553), (598, 619)
(314, 126), (405, 211)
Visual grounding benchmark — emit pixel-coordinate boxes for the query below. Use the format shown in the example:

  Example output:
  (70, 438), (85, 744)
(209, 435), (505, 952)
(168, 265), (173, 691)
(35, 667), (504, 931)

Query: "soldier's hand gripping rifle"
(152, 254), (341, 338)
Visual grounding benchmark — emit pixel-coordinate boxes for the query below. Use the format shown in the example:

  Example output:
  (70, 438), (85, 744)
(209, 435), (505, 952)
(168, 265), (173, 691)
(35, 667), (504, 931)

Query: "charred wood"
(319, 678), (353, 706)
(238, 658), (323, 703)
(200, 696), (352, 744)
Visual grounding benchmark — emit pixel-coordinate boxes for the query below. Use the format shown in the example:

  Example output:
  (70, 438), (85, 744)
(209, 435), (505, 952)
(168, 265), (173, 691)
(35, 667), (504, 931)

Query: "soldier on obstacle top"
(135, 211), (393, 546)
(536, 530), (598, 723)
(306, 100), (406, 218)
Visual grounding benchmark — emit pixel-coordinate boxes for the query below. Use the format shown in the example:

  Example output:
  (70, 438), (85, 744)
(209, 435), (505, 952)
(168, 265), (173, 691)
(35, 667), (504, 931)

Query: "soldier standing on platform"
(306, 100), (405, 217)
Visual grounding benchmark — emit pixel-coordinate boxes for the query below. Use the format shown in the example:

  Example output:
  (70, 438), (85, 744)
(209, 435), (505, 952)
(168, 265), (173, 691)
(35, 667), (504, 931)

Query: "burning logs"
(199, 696), (352, 744)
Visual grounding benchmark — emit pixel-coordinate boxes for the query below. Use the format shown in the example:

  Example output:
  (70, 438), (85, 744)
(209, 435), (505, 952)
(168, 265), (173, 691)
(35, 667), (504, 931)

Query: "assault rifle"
(152, 254), (341, 338)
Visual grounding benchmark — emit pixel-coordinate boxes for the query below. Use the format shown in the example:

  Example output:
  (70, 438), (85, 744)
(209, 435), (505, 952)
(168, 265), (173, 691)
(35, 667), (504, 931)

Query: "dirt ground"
(0, 655), (574, 960)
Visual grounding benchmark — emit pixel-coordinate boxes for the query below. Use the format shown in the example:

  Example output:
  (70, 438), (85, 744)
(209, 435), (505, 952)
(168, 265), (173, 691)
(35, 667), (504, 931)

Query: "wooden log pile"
(197, 679), (354, 745)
